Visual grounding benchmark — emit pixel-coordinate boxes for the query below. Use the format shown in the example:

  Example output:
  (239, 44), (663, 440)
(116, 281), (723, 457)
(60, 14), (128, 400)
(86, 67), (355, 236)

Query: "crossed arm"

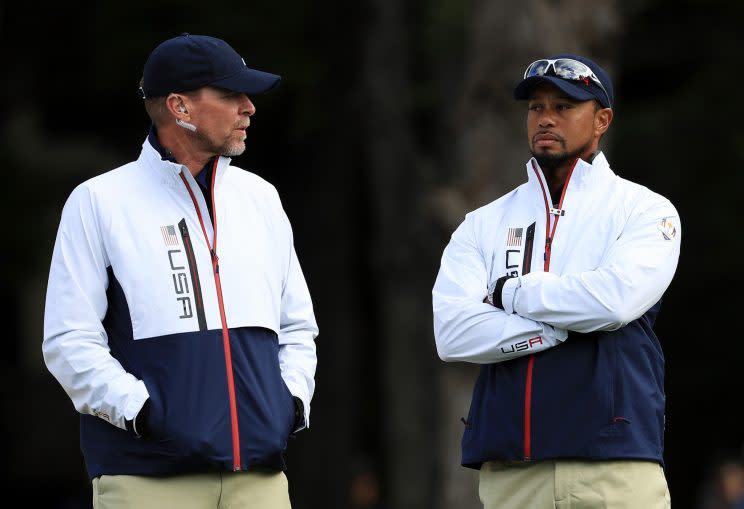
(433, 199), (680, 364)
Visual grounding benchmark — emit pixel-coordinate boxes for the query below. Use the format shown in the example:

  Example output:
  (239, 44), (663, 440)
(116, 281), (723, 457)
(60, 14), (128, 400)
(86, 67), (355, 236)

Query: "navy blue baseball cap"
(513, 54), (613, 108)
(140, 33), (281, 98)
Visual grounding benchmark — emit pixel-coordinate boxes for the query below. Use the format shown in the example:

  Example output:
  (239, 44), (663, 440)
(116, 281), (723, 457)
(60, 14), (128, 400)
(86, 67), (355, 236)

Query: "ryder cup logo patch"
(658, 217), (677, 241)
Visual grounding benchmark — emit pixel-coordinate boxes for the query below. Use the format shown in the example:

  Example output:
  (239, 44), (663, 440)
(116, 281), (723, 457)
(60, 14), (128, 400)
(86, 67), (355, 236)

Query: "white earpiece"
(176, 118), (197, 132)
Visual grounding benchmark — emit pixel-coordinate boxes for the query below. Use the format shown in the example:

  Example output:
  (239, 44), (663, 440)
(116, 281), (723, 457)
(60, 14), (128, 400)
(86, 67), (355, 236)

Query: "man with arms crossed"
(432, 54), (679, 508)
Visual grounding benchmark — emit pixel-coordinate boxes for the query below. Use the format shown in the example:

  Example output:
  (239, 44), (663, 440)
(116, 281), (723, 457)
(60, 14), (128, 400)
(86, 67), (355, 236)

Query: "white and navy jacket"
(433, 152), (680, 467)
(43, 137), (318, 479)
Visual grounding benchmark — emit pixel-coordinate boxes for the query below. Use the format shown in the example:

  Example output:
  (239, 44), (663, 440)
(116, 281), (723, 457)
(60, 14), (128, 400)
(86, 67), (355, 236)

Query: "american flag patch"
(507, 227), (523, 247)
(161, 225), (179, 246)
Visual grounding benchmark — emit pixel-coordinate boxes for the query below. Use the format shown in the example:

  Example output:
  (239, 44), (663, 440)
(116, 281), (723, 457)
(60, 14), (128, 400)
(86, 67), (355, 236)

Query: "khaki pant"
(479, 460), (671, 509)
(92, 470), (291, 509)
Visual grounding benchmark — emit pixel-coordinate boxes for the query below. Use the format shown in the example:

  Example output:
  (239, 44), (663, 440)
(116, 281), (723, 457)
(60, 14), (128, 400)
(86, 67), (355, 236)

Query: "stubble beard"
(219, 140), (246, 157)
(530, 138), (593, 171)
(192, 129), (246, 157)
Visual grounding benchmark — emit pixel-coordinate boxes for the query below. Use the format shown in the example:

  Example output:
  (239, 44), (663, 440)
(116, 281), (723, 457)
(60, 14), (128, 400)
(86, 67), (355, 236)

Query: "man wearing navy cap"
(43, 33), (318, 508)
(433, 54), (680, 508)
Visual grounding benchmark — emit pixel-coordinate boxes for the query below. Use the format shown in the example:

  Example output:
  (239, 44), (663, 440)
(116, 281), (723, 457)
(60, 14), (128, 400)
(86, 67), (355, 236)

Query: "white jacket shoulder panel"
(43, 176), (149, 429)
(432, 203), (568, 364)
(43, 140), (319, 428)
(217, 167), (319, 424)
(509, 164), (681, 332)
(432, 153), (681, 364)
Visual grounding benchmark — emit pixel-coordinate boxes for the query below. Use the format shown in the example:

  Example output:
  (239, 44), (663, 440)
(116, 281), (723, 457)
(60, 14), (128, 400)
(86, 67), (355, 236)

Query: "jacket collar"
(526, 151), (615, 192)
(138, 134), (232, 187)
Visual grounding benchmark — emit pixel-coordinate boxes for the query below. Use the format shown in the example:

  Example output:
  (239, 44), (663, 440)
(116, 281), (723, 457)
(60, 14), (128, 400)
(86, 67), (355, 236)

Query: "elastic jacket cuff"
(500, 276), (520, 314)
(125, 398), (151, 439)
(292, 396), (306, 434)
(489, 275), (516, 311)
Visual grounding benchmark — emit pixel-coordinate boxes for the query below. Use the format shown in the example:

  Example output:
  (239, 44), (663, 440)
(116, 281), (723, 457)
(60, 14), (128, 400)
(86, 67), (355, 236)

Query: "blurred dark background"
(2, 1), (742, 508)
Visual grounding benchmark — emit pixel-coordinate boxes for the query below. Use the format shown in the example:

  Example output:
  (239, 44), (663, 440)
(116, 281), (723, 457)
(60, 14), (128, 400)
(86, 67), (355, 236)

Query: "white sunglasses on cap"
(524, 58), (611, 107)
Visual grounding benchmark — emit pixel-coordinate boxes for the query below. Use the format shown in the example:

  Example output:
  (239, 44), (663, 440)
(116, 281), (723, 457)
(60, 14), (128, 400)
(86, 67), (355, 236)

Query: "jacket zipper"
(177, 219), (208, 330)
(522, 159), (577, 460)
(520, 222), (535, 459)
(179, 160), (242, 471)
(522, 223), (535, 275)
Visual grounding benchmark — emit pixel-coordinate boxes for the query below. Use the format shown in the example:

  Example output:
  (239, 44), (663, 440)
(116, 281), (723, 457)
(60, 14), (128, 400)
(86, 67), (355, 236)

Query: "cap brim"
(211, 67), (281, 95)
(513, 75), (597, 103)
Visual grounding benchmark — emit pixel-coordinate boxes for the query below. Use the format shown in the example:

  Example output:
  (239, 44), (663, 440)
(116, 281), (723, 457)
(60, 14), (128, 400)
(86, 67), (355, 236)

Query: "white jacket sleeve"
(275, 201), (318, 429)
(504, 197), (681, 333)
(433, 215), (568, 364)
(42, 185), (149, 430)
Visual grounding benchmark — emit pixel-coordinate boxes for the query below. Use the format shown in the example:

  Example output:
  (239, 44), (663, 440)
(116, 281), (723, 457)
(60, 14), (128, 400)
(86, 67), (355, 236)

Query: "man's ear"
(166, 94), (189, 118)
(595, 107), (613, 137)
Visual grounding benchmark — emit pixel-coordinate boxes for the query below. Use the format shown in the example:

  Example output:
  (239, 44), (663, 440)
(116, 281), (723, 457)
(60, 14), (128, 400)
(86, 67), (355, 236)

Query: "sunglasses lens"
(525, 60), (550, 78)
(553, 59), (592, 81)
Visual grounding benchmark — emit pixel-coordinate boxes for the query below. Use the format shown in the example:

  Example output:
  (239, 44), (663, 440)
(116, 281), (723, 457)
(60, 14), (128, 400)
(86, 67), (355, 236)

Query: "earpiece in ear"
(178, 105), (187, 114)
(176, 118), (197, 132)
